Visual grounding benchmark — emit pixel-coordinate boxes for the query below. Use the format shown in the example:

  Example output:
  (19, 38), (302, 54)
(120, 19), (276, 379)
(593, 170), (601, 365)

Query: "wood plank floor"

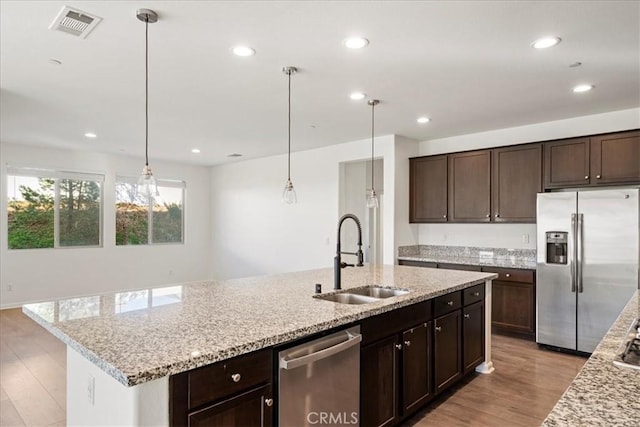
(0, 308), (586, 427)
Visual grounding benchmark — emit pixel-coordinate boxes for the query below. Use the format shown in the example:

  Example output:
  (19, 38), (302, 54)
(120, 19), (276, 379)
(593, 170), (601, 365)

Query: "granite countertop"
(397, 245), (537, 270)
(543, 291), (639, 426)
(23, 265), (496, 387)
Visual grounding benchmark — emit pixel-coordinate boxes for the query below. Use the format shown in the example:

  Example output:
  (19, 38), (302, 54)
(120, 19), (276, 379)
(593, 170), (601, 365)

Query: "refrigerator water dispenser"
(546, 232), (568, 264)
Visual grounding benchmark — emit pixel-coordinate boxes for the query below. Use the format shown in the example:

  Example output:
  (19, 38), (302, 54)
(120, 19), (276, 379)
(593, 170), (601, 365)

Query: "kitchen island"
(543, 290), (639, 426)
(23, 265), (496, 426)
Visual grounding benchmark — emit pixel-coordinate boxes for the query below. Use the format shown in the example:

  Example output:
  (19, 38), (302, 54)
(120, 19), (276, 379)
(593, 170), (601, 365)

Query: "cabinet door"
(361, 335), (399, 427)
(462, 301), (485, 374)
(590, 130), (640, 185)
(492, 144), (541, 222)
(434, 310), (462, 394)
(401, 322), (432, 414)
(188, 384), (273, 427)
(448, 151), (491, 222)
(544, 137), (591, 189)
(492, 280), (535, 336)
(410, 156), (448, 222)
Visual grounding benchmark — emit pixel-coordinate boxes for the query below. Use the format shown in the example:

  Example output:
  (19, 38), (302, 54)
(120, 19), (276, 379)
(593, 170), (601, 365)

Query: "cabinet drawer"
(188, 349), (272, 409)
(463, 284), (484, 306)
(398, 260), (438, 268)
(434, 291), (462, 317)
(481, 267), (533, 283)
(438, 263), (481, 271)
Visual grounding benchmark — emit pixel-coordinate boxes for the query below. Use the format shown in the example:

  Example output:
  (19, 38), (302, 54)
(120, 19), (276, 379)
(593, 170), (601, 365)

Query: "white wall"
(210, 135), (408, 280)
(417, 108), (640, 249)
(0, 143), (212, 308)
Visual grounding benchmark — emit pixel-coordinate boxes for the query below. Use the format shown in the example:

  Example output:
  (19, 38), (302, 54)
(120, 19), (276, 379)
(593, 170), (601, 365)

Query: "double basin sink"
(315, 286), (410, 305)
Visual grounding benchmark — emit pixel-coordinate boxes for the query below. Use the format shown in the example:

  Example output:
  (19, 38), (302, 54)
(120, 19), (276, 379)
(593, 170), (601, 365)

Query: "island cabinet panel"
(590, 130), (640, 185)
(409, 156), (448, 222)
(401, 322), (433, 414)
(544, 137), (591, 188)
(448, 150), (491, 222)
(169, 349), (273, 427)
(433, 309), (462, 394)
(462, 301), (485, 374)
(482, 267), (536, 339)
(492, 144), (541, 223)
(361, 335), (400, 427)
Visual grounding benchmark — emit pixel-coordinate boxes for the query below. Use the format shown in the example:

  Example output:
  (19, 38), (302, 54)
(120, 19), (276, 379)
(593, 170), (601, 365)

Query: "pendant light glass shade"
(136, 9), (159, 199)
(282, 66), (298, 204)
(367, 99), (380, 209)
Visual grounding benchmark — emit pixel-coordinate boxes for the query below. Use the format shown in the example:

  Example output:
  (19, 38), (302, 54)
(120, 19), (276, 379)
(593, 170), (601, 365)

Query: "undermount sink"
(314, 286), (411, 305)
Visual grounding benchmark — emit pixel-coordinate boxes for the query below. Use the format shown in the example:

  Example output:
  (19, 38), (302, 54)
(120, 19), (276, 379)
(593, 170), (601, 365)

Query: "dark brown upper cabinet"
(544, 130), (639, 189)
(492, 144), (541, 223)
(410, 156), (448, 222)
(448, 150), (491, 222)
(590, 130), (640, 185)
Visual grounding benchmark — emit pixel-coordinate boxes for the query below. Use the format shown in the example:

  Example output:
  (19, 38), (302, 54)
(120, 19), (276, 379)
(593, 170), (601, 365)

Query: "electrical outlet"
(87, 374), (95, 406)
(522, 234), (530, 244)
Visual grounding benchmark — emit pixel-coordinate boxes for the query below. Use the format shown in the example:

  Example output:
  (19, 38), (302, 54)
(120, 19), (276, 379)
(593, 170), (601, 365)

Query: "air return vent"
(49, 6), (102, 39)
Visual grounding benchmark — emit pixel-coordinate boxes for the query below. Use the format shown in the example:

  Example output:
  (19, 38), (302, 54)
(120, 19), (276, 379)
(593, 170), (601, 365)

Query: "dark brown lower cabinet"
(361, 335), (399, 427)
(462, 301), (485, 374)
(434, 310), (462, 395)
(188, 384), (273, 427)
(401, 322), (432, 414)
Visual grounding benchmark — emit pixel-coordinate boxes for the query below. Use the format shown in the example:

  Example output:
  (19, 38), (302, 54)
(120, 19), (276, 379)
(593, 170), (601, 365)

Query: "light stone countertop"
(543, 290), (639, 426)
(23, 265), (496, 387)
(397, 244), (537, 270)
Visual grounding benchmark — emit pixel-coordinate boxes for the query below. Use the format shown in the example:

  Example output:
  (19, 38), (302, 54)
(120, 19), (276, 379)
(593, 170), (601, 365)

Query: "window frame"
(6, 166), (105, 250)
(115, 176), (186, 246)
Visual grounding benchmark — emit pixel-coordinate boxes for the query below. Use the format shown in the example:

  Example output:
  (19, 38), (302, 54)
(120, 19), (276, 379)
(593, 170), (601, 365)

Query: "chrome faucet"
(334, 214), (364, 290)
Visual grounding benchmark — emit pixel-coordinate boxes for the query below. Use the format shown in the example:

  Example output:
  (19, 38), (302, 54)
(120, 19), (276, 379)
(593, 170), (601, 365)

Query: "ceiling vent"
(49, 6), (102, 39)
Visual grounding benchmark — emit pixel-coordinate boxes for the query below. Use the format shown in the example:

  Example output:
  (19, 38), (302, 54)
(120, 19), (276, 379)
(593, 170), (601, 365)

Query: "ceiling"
(1, 1), (639, 166)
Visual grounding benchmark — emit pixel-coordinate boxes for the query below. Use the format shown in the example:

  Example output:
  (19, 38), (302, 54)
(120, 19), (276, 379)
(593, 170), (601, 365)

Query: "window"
(6, 167), (103, 249)
(115, 177), (184, 245)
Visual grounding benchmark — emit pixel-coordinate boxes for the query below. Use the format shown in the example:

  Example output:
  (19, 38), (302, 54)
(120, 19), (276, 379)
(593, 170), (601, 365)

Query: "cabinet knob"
(473, 292), (480, 296)
(435, 326), (442, 332)
(584, 176), (589, 180)
(395, 344), (402, 350)
(447, 300), (454, 306)
(495, 213), (499, 218)
(404, 340), (411, 347)
(464, 314), (470, 319)
(443, 215), (447, 219)
(231, 373), (241, 383)
(505, 273), (511, 278)
(486, 214), (490, 218)
(265, 398), (274, 407)
(596, 175), (601, 179)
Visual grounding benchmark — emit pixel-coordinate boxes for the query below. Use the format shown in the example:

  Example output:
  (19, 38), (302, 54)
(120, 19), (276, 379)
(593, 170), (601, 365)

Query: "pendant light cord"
(371, 102), (375, 192)
(287, 70), (292, 181)
(144, 19), (149, 168)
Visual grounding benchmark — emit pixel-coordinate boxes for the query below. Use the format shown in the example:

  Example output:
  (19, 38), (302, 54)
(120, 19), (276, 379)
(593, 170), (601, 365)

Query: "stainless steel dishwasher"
(278, 326), (361, 426)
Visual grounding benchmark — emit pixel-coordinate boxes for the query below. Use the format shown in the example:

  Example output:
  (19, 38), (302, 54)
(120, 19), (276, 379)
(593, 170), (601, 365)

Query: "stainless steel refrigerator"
(537, 188), (639, 353)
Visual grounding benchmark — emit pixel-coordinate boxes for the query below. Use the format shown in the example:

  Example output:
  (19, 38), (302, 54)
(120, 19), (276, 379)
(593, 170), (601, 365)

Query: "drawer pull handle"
(265, 398), (274, 407)
(395, 344), (402, 350)
(464, 314), (470, 319)
(505, 273), (511, 278)
(447, 301), (454, 306)
(435, 326), (442, 332)
(231, 373), (241, 383)
(404, 340), (411, 347)
(473, 292), (480, 296)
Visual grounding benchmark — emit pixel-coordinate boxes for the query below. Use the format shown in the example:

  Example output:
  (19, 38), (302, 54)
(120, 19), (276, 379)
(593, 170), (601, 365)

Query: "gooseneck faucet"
(334, 214), (364, 290)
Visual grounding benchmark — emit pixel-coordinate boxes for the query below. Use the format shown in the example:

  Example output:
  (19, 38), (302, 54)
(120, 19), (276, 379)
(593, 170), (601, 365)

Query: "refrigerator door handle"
(577, 213), (584, 293)
(570, 213), (577, 293)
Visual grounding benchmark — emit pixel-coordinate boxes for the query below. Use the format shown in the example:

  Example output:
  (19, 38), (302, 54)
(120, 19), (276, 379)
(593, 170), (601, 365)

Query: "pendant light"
(366, 99), (380, 209)
(136, 9), (159, 198)
(282, 66), (298, 204)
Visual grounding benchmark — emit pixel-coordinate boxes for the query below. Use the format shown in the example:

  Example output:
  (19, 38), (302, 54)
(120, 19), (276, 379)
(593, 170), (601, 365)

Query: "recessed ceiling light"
(231, 46), (255, 57)
(531, 36), (561, 49)
(191, 148), (201, 154)
(573, 84), (594, 93)
(350, 92), (366, 100)
(227, 153), (243, 158)
(344, 37), (369, 49)
(417, 117), (431, 124)
(84, 132), (97, 138)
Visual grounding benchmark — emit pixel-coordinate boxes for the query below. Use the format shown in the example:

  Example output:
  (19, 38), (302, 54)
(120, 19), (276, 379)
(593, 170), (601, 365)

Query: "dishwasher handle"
(280, 331), (362, 370)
